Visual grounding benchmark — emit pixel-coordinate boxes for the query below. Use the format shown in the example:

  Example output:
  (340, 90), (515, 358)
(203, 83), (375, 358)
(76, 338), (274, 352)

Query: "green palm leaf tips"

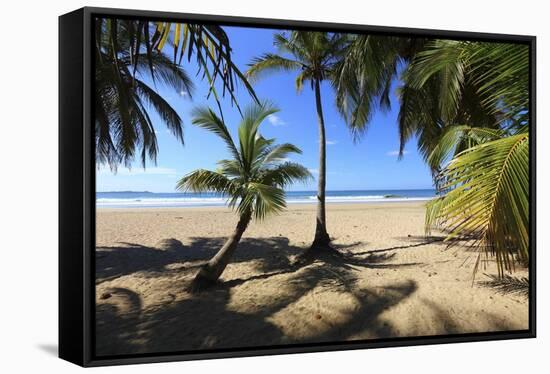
(176, 103), (311, 289)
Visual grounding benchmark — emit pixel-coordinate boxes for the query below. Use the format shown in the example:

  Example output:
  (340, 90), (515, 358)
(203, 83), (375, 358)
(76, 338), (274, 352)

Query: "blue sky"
(97, 26), (434, 192)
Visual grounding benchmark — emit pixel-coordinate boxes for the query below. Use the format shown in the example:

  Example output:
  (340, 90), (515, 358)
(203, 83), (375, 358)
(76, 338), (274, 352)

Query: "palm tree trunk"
(311, 78), (331, 248)
(192, 212), (251, 290)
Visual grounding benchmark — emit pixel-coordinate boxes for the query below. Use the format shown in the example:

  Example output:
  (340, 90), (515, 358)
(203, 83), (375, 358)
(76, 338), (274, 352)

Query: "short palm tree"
(176, 103), (311, 288)
(246, 32), (396, 251)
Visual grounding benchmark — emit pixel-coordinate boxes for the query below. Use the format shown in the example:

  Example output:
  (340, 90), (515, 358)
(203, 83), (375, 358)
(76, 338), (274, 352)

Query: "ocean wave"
(313, 195), (385, 200)
(96, 195), (432, 208)
(291, 196), (430, 204)
(96, 197), (227, 206)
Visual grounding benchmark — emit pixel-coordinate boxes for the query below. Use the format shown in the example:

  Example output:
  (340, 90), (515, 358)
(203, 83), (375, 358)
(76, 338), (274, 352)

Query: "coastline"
(96, 189), (436, 209)
(95, 201), (528, 355)
(96, 197), (435, 209)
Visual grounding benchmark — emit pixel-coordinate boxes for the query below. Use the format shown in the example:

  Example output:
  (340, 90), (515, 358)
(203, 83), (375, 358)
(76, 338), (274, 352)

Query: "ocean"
(96, 189), (435, 208)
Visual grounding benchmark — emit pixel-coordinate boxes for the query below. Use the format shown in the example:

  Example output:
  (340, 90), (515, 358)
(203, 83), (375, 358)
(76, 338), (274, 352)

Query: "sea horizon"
(96, 188), (436, 208)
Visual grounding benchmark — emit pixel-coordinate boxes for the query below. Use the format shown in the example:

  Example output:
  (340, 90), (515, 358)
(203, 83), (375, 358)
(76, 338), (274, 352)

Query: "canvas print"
(94, 17), (531, 357)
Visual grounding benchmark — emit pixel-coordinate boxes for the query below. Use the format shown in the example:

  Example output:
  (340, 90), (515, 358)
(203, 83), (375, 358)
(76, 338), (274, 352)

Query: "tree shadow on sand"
(347, 235), (446, 257)
(420, 297), (522, 334)
(96, 235), (525, 356)
(96, 236), (388, 284)
(96, 236), (311, 284)
(95, 235), (427, 356)
(96, 272), (418, 356)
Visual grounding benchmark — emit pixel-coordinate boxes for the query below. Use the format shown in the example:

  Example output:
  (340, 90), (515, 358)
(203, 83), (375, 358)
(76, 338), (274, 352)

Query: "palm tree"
(95, 18), (258, 170)
(176, 103), (311, 288)
(401, 40), (530, 275)
(332, 35), (423, 137)
(246, 32), (345, 249)
(95, 20), (194, 168)
(396, 40), (526, 169)
(246, 32), (396, 251)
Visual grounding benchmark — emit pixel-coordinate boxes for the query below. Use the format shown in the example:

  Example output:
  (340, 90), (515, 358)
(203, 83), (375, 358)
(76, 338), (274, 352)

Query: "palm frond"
(238, 102), (279, 168)
(259, 162), (312, 188)
(397, 64), (499, 165)
(427, 125), (504, 171)
(273, 32), (308, 60)
(176, 169), (237, 195)
(133, 78), (184, 142)
(260, 143), (302, 165)
(404, 39), (466, 122)
(129, 52), (194, 97)
(191, 106), (241, 163)
(124, 19), (257, 106)
(479, 274), (529, 297)
(465, 43), (529, 120)
(216, 159), (243, 178)
(241, 182), (287, 221)
(396, 80), (442, 159)
(333, 35), (400, 137)
(246, 54), (303, 82)
(426, 133), (529, 275)
(295, 70), (309, 93)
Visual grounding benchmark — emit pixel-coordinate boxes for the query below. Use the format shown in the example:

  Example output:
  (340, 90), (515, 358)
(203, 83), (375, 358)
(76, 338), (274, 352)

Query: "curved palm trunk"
(311, 78), (331, 248)
(192, 212), (251, 289)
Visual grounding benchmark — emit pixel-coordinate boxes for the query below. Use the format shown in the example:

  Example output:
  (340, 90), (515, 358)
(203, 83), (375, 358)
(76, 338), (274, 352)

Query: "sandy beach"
(95, 202), (529, 356)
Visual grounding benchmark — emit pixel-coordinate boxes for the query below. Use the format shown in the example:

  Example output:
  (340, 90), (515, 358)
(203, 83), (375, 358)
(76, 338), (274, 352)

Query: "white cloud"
(267, 114), (287, 127)
(308, 168), (319, 175)
(179, 90), (188, 97)
(326, 140), (337, 145)
(97, 166), (178, 176)
(386, 150), (408, 156)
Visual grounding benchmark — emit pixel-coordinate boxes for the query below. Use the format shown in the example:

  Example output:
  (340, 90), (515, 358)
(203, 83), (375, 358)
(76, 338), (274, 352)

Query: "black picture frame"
(59, 6), (537, 367)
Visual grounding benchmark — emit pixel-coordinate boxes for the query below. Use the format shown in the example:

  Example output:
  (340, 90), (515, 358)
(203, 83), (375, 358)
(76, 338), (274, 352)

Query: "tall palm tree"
(176, 103), (311, 288)
(95, 18), (258, 170)
(246, 32), (345, 249)
(401, 40), (530, 275)
(246, 32), (396, 251)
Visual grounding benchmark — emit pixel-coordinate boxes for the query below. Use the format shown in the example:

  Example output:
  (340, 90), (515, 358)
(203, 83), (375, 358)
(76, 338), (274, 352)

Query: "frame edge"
(60, 6), (537, 367)
(59, 7), (87, 367)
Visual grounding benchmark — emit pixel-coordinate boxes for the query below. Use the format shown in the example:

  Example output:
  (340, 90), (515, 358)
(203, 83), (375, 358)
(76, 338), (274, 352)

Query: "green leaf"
(426, 133), (529, 275)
